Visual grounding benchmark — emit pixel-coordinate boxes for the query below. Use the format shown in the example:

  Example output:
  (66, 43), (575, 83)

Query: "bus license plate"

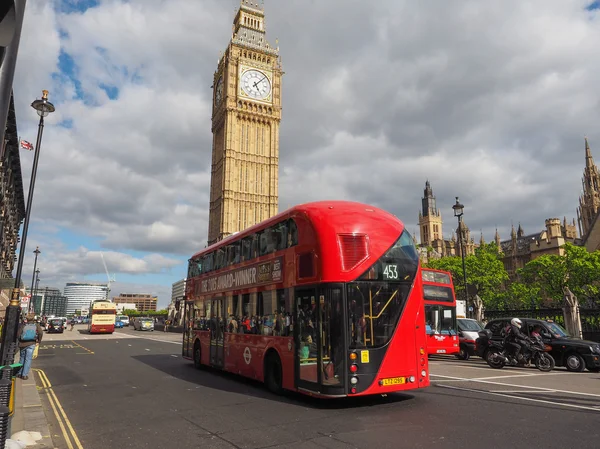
(436, 349), (446, 354)
(381, 377), (406, 386)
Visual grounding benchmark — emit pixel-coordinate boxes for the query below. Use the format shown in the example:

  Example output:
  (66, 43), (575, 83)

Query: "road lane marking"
(35, 369), (85, 449)
(431, 373), (600, 398)
(437, 384), (600, 412)
(34, 369), (74, 449)
(124, 334), (182, 345)
(469, 373), (565, 380)
(71, 340), (94, 354)
(489, 390), (558, 393)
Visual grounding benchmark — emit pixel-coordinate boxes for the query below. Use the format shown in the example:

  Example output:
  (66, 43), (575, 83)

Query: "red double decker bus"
(182, 201), (429, 397)
(422, 268), (459, 355)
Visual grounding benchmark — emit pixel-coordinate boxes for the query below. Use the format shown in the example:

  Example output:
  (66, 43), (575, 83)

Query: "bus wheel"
(265, 352), (283, 395)
(193, 342), (202, 369)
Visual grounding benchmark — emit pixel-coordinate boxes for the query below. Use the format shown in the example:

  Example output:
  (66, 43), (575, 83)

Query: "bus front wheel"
(265, 352), (283, 395)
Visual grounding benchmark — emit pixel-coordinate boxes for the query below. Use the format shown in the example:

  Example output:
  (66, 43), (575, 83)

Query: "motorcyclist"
(504, 318), (528, 362)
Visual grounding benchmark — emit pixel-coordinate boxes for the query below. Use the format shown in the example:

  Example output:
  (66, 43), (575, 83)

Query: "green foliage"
(425, 242), (508, 308)
(122, 309), (168, 317)
(518, 243), (600, 306)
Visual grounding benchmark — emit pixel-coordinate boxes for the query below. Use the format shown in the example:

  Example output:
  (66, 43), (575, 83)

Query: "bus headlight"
(421, 370), (427, 377)
(350, 376), (359, 385)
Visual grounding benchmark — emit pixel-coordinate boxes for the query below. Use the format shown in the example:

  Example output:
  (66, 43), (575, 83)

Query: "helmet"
(511, 318), (522, 328)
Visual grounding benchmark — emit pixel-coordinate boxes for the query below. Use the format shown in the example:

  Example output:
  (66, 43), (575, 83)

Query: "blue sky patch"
(56, 49), (84, 101)
(56, 0), (100, 15)
(587, 1), (600, 10)
(99, 83), (119, 100)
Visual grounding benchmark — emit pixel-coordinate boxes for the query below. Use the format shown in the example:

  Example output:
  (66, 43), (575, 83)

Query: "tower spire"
(578, 137), (600, 237)
(585, 136), (593, 167)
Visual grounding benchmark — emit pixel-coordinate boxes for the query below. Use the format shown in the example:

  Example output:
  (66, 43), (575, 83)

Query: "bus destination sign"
(199, 257), (283, 294)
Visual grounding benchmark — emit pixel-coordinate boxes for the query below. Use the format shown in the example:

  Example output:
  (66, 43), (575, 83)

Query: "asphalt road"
(33, 326), (600, 449)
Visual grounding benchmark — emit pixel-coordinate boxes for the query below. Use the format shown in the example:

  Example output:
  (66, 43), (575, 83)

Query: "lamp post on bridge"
(33, 269), (40, 315)
(28, 246), (40, 314)
(452, 197), (470, 318)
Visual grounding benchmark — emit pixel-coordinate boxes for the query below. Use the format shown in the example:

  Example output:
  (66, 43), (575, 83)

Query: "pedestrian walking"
(16, 317), (44, 380)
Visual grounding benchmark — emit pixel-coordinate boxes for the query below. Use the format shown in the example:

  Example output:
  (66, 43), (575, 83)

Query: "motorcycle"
(485, 333), (555, 372)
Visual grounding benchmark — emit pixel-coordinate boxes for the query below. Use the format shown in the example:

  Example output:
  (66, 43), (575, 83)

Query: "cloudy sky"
(11, 0), (600, 307)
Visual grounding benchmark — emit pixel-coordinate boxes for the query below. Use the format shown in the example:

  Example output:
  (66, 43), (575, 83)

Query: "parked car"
(456, 318), (484, 360)
(134, 318), (154, 331)
(46, 318), (65, 333)
(477, 317), (600, 372)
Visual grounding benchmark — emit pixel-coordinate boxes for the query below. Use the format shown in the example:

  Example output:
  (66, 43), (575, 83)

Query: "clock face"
(215, 76), (223, 105)
(240, 69), (272, 100)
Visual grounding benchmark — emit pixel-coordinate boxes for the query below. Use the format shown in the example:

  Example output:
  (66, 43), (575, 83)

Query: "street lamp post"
(0, 90), (55, 370)
(33, 269), (40, 315)
(452, 197), (469, 317)
(28, 247), (41, 314)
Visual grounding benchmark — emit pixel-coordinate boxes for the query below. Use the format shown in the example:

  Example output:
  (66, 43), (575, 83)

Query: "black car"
(477, 318), (600, 372)
(46, 318), (65, 333)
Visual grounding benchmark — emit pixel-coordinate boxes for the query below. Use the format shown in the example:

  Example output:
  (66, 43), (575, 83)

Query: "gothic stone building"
(418, 181), (479, 262)
(497, 218), (578, 277)
(579, 138), (600, 252)
(207, 1), (282, 245)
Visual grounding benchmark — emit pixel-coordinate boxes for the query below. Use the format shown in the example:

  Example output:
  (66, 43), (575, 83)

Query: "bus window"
(272, 221), (287, 251)
(259, 231), (269, 256)
(216, 248), (225, 270)
(251, 234), (259, 259)
(241, 236), (252, 261)
(288, 219), (298, 247)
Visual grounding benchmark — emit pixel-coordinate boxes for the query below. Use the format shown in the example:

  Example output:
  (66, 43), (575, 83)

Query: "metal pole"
(28, 247), (40, 314)
(33, 271), (39, 314)
(458, 216), (469, 318)
(0, 0), (26, 157)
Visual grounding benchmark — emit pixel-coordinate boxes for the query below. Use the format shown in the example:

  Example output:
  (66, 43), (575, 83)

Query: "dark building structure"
(0, 93), (25, 281)
(41, 287), (68, 317)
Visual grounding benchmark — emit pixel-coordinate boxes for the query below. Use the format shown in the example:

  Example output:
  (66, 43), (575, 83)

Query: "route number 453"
(383, 264), (399, 280)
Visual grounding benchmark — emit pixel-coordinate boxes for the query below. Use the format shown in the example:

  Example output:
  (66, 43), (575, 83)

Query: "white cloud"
(9, 0), (600, 297)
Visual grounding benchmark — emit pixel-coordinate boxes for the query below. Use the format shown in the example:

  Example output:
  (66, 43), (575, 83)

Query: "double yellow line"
(33, 369), (84, 449)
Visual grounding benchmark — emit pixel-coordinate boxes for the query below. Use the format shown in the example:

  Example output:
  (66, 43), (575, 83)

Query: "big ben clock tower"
(207, 0), (282, 245)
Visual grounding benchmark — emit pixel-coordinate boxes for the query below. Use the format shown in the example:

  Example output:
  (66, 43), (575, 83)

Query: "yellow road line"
(33, 369), (84, 449)
(71, 341), (94, 354)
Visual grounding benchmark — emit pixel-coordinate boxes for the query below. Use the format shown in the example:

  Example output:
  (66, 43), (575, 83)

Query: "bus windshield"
(425, 305), (457, 335)
(348, 230), (419, 349)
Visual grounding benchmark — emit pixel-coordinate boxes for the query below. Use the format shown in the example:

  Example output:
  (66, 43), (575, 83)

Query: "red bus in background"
(182, 201), (430, 398)
(422, 268), (459, 356)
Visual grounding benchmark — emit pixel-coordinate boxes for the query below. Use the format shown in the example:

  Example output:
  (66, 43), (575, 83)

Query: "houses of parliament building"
(418, 138), (600, 276)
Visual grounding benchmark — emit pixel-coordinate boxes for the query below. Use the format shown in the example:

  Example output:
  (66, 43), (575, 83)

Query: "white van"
(117, 315), (130, 326)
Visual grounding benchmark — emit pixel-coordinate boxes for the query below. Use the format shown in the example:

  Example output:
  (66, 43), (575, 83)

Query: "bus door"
(209, 298), (225, 368)
(294, 287), (346, 395)
(182, 302), (193, 358)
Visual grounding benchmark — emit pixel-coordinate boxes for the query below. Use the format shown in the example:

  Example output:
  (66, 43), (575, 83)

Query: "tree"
(425, 242), (509, 308)
(518, 243), (600, 306)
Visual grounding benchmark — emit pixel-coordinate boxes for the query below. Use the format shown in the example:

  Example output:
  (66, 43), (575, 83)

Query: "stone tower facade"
(417, 181), (477, 262)
(208, 1), (282, 245)
(418, 181), (443, 247)
(577, 138), (600, 238)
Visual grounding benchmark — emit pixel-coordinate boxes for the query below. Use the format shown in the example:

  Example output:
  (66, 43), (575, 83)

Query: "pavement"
(11, 373), (53, 448)
(10, 325), (600, 448)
